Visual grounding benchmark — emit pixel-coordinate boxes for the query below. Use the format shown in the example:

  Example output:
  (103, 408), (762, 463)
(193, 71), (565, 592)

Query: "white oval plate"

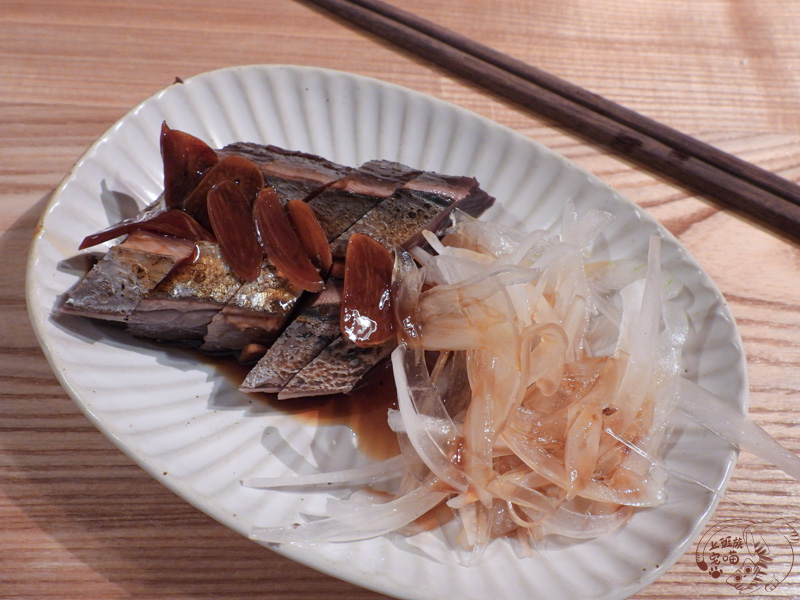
(27, 65), (746, 600)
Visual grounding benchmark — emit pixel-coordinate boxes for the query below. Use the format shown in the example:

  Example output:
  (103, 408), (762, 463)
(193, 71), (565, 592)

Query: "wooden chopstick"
(303, 0), (800, 241)
(347, 0), (800, 210)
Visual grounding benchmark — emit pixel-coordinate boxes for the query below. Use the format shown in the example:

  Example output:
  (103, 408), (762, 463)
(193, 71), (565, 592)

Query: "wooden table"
(3, 1), (800, 598)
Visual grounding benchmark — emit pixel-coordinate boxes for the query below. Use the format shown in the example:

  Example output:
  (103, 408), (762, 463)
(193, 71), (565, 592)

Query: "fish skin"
(328, 173), (462, 258)
(308, 160), (421, 240)
(272, 172), (496, 397)
(61, 231), (195, 322)
(201, 260), (302, 353)
(277, 337), (396, 399)
(239, 279), (342, 392)
(127, 241), (242, 344)
(218, 142), (352, 203)
(239, 161), (422, 391)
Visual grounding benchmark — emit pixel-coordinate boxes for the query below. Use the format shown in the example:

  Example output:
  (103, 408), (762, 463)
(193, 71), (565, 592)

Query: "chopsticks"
(303, 0), (800, 241)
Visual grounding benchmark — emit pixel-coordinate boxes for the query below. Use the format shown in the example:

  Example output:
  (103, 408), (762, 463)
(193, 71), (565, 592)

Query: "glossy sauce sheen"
(253, 188), (325, 292)
(341, 233), (395, 346)
(216, 358), (399, 461)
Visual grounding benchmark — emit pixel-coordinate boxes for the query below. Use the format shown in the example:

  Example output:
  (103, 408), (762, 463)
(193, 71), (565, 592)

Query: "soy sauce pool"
(215, 357), (400, 461)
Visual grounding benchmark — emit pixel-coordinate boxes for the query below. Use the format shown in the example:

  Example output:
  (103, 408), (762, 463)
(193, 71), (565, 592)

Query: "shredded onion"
(244, 205), (800, 562)
(242, 455), (405, 489)
(677, 378), (800, 480)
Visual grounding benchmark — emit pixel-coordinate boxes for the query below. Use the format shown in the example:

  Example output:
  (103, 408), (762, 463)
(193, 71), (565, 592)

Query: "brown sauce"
(215, 357), (400, 461)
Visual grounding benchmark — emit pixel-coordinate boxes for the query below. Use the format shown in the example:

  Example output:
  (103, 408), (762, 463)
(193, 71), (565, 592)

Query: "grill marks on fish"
(62, 137), (496, 398)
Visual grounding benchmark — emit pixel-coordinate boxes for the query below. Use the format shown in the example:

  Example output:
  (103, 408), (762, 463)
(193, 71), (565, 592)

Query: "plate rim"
(25, 63), (747, 600)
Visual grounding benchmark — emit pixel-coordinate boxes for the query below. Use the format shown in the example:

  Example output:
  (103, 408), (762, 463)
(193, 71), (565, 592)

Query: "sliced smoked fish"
(63, 127), (499, 399)
(201, 259), (302, 353)
(218, 142), (351, 204)
(62, 230), (196, 322)
(239, 279), (342, 393)
(127, 241), (242, 344)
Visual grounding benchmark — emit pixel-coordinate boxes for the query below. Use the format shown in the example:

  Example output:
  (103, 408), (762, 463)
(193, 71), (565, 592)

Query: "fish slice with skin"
(258, 173), (495, 398)
(61, 230), (197, 322)
(278, 235), (396, 399)
(329, 172), (495, 259)
(238, 163), (431, 392)
(306, 159), (422, 241)
(127, 241), (243, 344)
(200, 259), (304, 354)
(218, 141), (352, 204)
(239, 278), (344, 392)
(204, 160), (422, 363)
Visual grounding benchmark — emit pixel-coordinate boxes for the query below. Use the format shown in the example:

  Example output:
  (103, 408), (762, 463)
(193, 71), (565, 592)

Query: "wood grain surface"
(3, 1), (800, 598)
